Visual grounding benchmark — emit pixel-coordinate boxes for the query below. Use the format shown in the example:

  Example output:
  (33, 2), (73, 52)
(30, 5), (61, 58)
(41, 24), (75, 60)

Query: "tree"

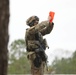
(8, 39), (31, 74)
(9, 39), (26, 61)
(51, 50), (76, 74)
(0, 0), (9, 75)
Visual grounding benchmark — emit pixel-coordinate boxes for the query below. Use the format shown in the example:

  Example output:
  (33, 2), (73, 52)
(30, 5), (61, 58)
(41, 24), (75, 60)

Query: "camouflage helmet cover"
(26, 16), (39, 26)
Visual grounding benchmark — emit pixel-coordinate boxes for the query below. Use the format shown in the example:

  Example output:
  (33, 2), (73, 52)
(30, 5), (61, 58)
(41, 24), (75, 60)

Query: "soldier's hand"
(52, 22), (54, 25)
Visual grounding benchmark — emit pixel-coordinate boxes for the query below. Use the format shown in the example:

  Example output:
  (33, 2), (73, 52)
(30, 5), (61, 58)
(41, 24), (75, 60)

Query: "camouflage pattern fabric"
(25, 20), (54, 51)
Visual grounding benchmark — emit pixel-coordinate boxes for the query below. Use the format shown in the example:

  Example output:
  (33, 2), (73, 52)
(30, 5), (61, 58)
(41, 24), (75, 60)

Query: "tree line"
(8, 39), (76, 74)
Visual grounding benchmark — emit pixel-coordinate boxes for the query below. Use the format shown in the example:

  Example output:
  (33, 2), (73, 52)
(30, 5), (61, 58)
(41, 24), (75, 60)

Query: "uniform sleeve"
(27, 26), (38, 35)
(35, 21), (54, 36)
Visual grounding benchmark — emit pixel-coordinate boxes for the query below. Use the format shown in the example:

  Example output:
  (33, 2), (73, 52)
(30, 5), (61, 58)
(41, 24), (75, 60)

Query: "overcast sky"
(9, 0), (76, 63)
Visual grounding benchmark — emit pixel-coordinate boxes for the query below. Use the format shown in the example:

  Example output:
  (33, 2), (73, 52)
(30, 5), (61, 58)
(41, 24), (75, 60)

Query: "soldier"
(25, 15), (54, 75)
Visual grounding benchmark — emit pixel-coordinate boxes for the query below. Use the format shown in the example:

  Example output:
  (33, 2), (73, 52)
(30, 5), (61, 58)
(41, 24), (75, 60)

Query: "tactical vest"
(25, 28), (46, 52)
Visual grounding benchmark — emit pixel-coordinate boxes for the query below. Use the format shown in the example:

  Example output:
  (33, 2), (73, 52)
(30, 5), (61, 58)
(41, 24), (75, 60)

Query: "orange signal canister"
(49, 11), (55, 23)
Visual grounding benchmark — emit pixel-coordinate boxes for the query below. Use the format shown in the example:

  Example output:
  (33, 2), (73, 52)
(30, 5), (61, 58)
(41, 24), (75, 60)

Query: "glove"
(52, 22), (54, 25)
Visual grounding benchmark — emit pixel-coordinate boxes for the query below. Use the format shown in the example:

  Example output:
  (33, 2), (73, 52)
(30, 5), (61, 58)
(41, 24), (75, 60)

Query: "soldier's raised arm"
(27, 21), (54, 36)
(35, 11), (55, 36)
(35, 21), (54, 36)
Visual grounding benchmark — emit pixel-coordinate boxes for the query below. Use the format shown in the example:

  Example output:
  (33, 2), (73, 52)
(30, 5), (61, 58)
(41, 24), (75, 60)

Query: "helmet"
(26, 16), (39, 26)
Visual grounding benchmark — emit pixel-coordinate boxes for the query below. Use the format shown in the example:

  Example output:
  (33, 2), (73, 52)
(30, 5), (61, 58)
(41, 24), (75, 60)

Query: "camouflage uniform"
(25, 16), (54, 75)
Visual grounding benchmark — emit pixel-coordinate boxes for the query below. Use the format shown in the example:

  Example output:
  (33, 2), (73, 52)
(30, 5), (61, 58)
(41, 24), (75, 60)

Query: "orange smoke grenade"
(49, 11), (55, 22)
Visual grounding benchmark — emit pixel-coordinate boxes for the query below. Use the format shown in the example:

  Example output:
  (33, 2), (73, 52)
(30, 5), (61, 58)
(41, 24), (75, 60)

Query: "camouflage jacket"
(25, 21), (54, 52)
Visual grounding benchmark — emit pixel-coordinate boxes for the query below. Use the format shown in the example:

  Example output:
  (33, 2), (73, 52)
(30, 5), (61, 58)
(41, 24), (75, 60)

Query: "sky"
(9, 0), (76, 64)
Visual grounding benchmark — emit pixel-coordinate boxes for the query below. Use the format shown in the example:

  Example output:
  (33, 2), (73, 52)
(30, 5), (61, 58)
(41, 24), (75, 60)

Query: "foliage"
(51, 50), (76, 74)
(8, 39), (76, 74)
(8, 39), (31, 74)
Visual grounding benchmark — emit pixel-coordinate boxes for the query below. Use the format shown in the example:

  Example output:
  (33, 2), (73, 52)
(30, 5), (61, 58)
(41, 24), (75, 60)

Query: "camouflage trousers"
(27, 52), (45, 75)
